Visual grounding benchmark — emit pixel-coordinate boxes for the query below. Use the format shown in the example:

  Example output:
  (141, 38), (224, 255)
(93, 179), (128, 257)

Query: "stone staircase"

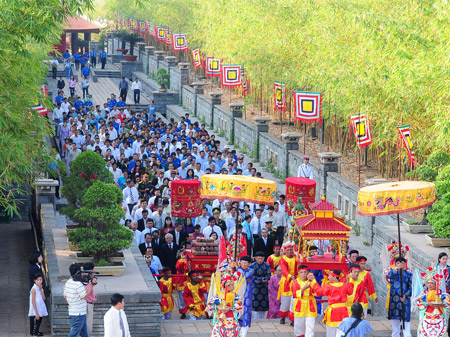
(93, 69), (121, 78)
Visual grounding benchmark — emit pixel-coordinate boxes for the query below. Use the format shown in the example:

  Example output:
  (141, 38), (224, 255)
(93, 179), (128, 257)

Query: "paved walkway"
(162, 317), (419, 337)
(1, 221), (50, 337)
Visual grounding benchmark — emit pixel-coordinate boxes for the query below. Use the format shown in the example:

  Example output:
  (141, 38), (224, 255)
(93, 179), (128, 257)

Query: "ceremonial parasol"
(171, 179), (202, 218)
(200, 174), (276, 205)
(201, 175), (277, 262)
(358, 180), (435, 328)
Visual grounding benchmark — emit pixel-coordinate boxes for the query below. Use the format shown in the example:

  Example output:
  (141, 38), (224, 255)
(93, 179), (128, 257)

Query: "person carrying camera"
(64, 263), (97, 337)
(83, 263), (97, 336)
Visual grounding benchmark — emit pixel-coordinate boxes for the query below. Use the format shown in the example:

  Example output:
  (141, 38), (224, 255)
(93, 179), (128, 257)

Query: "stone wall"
(181, 85), (196, 115)
(213, 105), (233, 141)
(259, 132), (286, 174)
(234, 118), (257, 156)
(40, 203), (161, 337)
(196, 95), (213, 127)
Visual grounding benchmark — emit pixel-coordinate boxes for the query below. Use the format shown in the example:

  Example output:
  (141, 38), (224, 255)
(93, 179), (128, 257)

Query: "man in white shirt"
(203, 217), (223, 238)
(152, 205), (167, 230)
(250, 209), (264, 239)
(61, 98), (71, 113)
(132, 78), (142, 104)
(64, 264), (97, 337)
(103, 293), (130, 337)
(110, 162), (122, 184)
(107, 124), (118, 140)
(225, 207), (238, 233)
(86, 139), (96, 151)
(278, 195), (286, 213)
(178, 160), (188, 179)
(193, 163), (205, 178)
(123, 179), (139, 213)
(130, 221), (142, 246)
(195, 207), (209, 232)
(134, 200), (150, 222)
(298, 156), (314, 179)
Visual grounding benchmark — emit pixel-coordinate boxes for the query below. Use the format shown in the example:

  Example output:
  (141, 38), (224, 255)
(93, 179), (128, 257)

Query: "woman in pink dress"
(267, 265), (282, 319)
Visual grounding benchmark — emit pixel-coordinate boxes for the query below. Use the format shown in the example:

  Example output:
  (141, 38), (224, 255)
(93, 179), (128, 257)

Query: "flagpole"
(303, 123), (307, 154)
(358, 111), (361, 187)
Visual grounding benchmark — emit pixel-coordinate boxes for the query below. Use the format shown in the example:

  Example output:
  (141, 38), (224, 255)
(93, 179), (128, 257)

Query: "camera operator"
(64, 263), (97, 337)
(83, 263), (97, 336)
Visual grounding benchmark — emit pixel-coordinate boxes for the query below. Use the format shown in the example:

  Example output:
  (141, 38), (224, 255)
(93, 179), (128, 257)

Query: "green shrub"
(428, 150), (450, 171)
(60, 151), (113, 221)
(436, 181), (450, 197)
(411, 164), (437, 182)
(436, 165), (450, 182)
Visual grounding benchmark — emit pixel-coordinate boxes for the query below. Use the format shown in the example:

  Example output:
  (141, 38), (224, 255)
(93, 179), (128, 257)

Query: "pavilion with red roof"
(295, 196), (351, 271)
(55, 16), (101, 53)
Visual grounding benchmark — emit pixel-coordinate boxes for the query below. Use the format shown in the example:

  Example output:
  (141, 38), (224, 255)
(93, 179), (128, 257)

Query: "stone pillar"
(209, 92), (223, 129)
(178, 62), (190, 86)
(229, 103), (244, 145)
(254, 117), (271, 162)
(71, 32), (78, 53)
(106, 32), (114, 55)
(144, 46), (155, 74)
(154, 51), (165, 70)
(282, 132), (301, 178)
(192, 82), (206, 95)
(165, 56), (177, 90)
(318, 152), (342, 198)
(137, 42), (146, 61)
(121, 61), (144, 83)
(35, 178), (59, 211)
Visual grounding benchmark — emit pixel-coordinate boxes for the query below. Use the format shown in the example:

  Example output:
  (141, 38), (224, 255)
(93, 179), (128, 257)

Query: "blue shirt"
(84, 100), (93, 110)
(117, 176), (126, 190)
(55, 95), (64, 105)
(99, 51), (107, 58)
(110, 98), (117, 107)
(81, 67), (90, 77)
(82, 53), (89, 59)
(338, 318), (373, 337)
(80, 58), (87, 65)
(73, 53), (81, 61)
(63, 51), (71, 59)
(90, 51), (97, 57)
(117, 101), (127, 107)
(148, 105), (156, 116)
(74, 100), (84, 111)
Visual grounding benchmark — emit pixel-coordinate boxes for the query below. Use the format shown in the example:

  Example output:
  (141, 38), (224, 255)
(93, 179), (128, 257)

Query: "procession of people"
(47, 50), (450, 337)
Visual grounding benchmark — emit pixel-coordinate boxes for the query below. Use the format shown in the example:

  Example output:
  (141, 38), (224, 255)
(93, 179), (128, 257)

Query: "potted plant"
(116, 30), (143, 61)
(156, 68), (170, 92)
(68, 181), (133, 275)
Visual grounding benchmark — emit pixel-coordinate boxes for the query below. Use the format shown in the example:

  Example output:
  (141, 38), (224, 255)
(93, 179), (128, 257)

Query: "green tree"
(0, 0), (93, 216)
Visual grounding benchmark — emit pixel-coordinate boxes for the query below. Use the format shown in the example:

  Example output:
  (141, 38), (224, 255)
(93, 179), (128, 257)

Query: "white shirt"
(123, 186), (139, 204)
(108, 128), (118, 140)
(195, 215), (209, 232)
(133, 207), (150, 222)
(53, 107), (64, 120)
(132, 81), (142, 90)
(273, 210), (287, 228)
(250, 216), (264, 236)
(131, 229), (141, 246)
(298, 163), (314, 179)
(103, 306), (131, 337)
(152, 211), (167, 229)
(203, 225), (223, 238)
(110, 168), (122, 183)
(61, 101), (71, 113)
(64, 279), (87, 316)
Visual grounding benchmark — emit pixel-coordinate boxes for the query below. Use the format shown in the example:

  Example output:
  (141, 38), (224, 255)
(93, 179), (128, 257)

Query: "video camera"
(72, 270), (99, 285)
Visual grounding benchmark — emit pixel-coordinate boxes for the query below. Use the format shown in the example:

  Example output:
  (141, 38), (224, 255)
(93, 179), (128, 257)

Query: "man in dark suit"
(139, 233), (153, 255)
(151, 230), (165, 257)
(160, 233), (179, 273)
(253, 228), (274, 260)
(137, 210), (151, 232)
(169, 223), (188, 247)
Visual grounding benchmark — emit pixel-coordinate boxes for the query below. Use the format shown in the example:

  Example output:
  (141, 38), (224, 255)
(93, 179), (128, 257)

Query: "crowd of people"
(45, 53), (450, 337)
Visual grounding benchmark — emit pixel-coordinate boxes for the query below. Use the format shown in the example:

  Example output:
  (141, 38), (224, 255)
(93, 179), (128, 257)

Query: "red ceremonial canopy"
(171, 180), (202, 218)
(285, 177), (316, 215)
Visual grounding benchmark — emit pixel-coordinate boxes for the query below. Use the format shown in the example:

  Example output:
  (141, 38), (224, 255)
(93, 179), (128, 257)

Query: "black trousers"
(30, 316), (42, 335)
(90, 56), (96, 68)
(101, 58), (106, 69)
(52, 67), (57, 79)
(120, 88), (128, 102)
(74, 60), (80, 70)
(134, 89), (140, 104)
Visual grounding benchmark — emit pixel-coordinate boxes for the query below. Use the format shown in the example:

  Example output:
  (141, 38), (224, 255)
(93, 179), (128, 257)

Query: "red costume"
(317, 281), (354, 327)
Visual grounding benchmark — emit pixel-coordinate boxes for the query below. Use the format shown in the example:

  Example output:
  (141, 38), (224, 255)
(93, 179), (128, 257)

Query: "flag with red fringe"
(156, 26), (166, 42)
(221, 64), (241, 87)
(274, 81), (285, 112)
(165, 28), (172, 46)
(173, 34), (188, 51)
(242, 69), (250, 96)
(397, 125), (416, 168)
(349, 113), (373, 149)
(147, 22), (155, 37)
(192, 49), (202, 69)
(138, 20), (147, 34)
(129, 18), (138, 31)
(206, 57), (221, 77)
(292, 91), (322, 123)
